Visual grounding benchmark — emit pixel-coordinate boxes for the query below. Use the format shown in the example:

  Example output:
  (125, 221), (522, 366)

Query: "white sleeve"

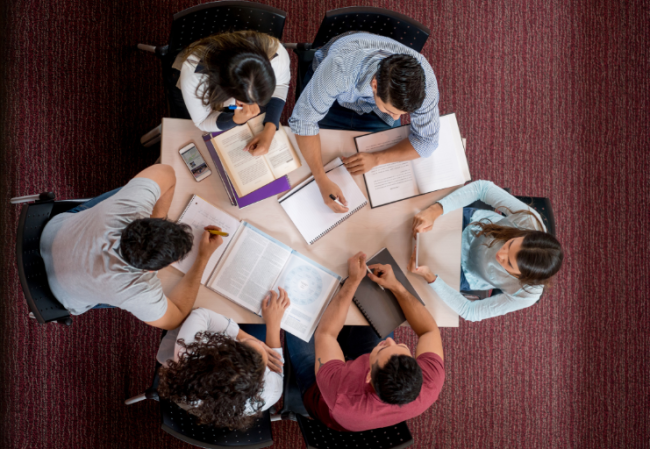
(270, 44), (291, 101)
(179, 58), (223, 132)
(173, 308), (240, 361)
(257, 348), (284, 412)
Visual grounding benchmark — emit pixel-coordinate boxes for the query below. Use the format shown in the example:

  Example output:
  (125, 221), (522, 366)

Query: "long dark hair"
(182, 30), (278, 111)
(158, 332), (266, 430)
(473, 210), (564, 287)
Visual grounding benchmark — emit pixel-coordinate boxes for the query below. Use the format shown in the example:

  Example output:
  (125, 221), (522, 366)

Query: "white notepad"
(279, 158), (368, 245)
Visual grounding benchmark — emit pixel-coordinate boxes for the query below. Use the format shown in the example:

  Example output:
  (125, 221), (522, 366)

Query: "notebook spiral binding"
(308, 201), (368, 245)
(353, 297), (380, 336)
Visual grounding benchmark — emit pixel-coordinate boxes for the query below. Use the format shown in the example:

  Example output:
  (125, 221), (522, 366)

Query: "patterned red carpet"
(1, 1), (648, 448)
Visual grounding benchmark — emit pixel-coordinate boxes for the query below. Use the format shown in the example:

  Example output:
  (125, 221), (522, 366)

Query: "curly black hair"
(375, 54), (426, 113)
(119, 218), (193, 271)
(371, 354), (423, 405)
(158, 332), (266, 429)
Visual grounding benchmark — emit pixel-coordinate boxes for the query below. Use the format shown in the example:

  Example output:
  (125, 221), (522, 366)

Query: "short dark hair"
(119, 218), (193, 271)
(158, 332), (266, 429)
(375, 54), (426, 113)
(371, 355), (423, 405)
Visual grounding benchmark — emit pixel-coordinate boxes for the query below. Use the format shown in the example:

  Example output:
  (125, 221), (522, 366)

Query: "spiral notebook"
(353, 248), (424, 338)
(279, 158), (368, 245)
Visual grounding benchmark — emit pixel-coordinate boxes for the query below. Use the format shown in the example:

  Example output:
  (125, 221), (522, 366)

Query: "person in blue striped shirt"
(288, 32), (440, 213)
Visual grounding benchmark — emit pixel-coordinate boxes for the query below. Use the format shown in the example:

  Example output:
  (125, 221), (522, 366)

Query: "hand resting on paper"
(367, 263), (403, 292)
(412, 203), (444, 239)
(316, 176), (349, 213)
(198, 226), (224, 259)
(341, 152), (379, 175)
(244, 122), (275, 156)
(407, 245), (437, 284)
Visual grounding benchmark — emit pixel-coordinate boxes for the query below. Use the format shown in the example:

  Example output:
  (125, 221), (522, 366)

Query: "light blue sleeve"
(407, 62), (440, 158)
(288, 52), (355, 136)
(437, 180), (545, 230)
(428, 277), (539, 322)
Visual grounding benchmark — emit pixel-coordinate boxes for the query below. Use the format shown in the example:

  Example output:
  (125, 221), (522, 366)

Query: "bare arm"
(295, 134), (349, 213)
(342, 138), (420, 175)
(367, 262), (443, 360)
(134, 164), (176, 219)
(146, 226), (223, 330)
(314, 252), (367, 374)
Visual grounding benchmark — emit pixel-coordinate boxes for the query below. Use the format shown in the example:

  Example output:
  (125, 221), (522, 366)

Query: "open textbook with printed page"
(355, 113), (471, 208)
(172, 195), (341, 342)
(210, 113), (301, 197)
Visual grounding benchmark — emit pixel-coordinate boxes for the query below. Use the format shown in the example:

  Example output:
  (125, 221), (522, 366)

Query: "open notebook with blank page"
(279, 158), (368, 245)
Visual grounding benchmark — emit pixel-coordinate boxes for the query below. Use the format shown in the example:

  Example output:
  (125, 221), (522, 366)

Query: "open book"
(172, 196), (341, 342)
(355, 113), (471, 208)
(211, 113), (302, 197)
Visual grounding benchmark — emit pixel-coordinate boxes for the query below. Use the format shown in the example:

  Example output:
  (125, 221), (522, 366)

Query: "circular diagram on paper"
(283, 265), (323, 306)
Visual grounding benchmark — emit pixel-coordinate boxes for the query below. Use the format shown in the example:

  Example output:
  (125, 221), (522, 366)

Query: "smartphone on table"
(179, 142), (212, 182)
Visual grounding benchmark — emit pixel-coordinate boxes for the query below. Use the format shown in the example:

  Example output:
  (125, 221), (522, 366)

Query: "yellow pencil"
(208, 230), (229, 237)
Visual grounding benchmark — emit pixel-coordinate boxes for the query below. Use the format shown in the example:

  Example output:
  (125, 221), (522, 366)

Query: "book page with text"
(411, 114), (466, 194)
(208, 223), (292, 314)
(356, 126), (419, 207)
(248, 114), (301, 179)
(212, 126), (275, 197)
(171, 196), (241, 285)
(271, 252), (340, 341)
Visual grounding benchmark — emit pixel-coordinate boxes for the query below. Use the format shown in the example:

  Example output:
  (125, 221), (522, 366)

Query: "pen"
(222, 105), (243, 111)
(208, 230), (229, 237)
(366, 265), (385, 290)
(328, 194), (346, 208)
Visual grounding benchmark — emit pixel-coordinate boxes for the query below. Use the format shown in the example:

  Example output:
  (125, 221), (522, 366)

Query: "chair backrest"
(311, 7), (430, 52)
(168, 1), (287, 57)
(15, 198), (82, 325)
(160, 400), (273, 449)
(296, 414), (413, 449)
(514, 196), (556, 236)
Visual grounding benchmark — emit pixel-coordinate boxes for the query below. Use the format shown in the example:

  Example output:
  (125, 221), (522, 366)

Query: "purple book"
(203, 133), (291, 209)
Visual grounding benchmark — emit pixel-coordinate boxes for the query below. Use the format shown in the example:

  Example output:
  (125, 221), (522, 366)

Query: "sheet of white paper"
(272, 252), (340, 341)
(209, 223), (292, 313)
(171, 196), (241, 285)
(279, 159), (368, 244)
(411, 114), (467, 193)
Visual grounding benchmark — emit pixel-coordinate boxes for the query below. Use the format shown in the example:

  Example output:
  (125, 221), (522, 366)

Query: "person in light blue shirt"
(408, 181), (564, 322)
(288, 32), (440, 213)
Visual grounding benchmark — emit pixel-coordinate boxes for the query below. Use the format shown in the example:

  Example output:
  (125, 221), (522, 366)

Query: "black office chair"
(125, 358), (274, 448)
(280, 341), (414, 448)
(137, 1), (287, 147)
(463, 193), (557, 299)
(285, 7), (431, 101)
(11, 193), (89, 325)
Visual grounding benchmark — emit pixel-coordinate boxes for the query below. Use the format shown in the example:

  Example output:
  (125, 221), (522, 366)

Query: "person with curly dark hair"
(286, 253), (445, 432)
(157, 288), (291, 429)
(40, 164), (224, 330)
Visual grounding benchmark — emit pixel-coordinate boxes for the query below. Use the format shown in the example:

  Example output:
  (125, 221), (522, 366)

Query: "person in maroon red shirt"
(285, 251), (445, 432)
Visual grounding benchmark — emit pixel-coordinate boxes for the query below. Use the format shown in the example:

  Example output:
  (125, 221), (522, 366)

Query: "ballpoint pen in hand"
(366, 265), (385, 290)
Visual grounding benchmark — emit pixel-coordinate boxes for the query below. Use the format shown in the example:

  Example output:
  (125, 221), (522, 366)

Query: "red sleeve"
(416, 352), (445, 397)
(315, 360), (346, 409)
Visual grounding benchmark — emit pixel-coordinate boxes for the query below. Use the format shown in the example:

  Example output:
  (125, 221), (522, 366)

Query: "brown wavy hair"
(182, 30), (279, 111)
(158, 332), (266, 430)
(473, 210), (563, 287)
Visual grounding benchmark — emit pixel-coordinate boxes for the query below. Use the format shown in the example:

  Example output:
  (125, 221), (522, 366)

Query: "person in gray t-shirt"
(40, 164), (224, 330)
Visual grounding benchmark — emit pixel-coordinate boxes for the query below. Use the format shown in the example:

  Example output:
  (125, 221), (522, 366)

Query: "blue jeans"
(286, 326), (395, 396)
(238, 324), (267, 342)
(459, 207), (476, 292)
(67, 187), (122, 214)
(302, 66), (401, 132)
(68, 187), (123, 309)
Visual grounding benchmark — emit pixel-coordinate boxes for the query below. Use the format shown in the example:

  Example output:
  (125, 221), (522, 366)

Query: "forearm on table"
(167, 254), (208, 317)
(315, 279), (359, 337)
(374, 138), (420, 165)
(295, 134), (326, 179)
(391, 285), (438, 336)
